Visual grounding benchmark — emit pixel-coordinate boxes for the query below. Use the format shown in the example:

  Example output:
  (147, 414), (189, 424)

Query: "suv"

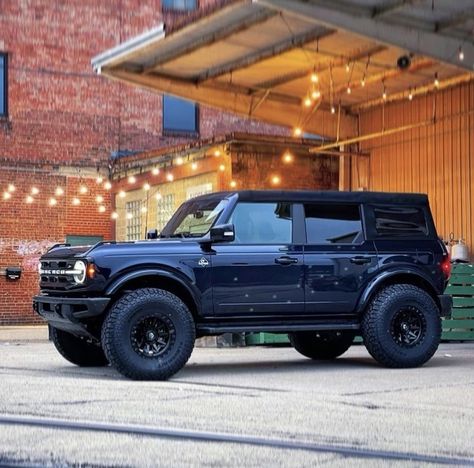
(34, 190), (452, 380)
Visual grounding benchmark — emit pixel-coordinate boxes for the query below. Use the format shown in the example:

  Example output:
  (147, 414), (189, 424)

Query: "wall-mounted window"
(157, 194), (175, 232)
(163, 95), (199, 134)
(126, 200), (142, 240)
(0, 54), (7, 117)
(162, 0), (197, 11)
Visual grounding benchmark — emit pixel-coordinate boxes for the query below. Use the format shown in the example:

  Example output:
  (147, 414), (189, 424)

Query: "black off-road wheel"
(102, 288), (195, 380)
(289, 330), (355, 360)
(50, 327), (108, 367)
(361, 284), (441, 368)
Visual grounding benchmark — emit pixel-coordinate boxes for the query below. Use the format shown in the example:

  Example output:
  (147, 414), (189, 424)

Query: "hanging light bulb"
(271, 175), (281, 185)
(3, 191), (12, 200)
(458, 47), (464, 61)
(127, 175), (136, 184)
(293, 127), (302, 137)
(408, 89), (413, 101)
(25, 195), (34, 204)
(304, 97), (312, 107)
(214, 150), (221, 157)
(283, 152), (293, 163)
(141, 206), (147, 213)
(361, 77), (366, 87)
(346, 86), (352, 94)
(111, 212), (119, 220)
(98, 205), (106, 213)
(345, 63), (350, 73)
(152, 167), (160, 176)
(7, 184), (15, 192)
(118, 190), (126, 198)
(219, 164), (226, 172)
(79, 185), (88, 194)
(55, 187), (64, 196)
(155, 193), (162, 201)
(434, 72), (440, 88)
(31, 187), (40, 195)
(175, 157), (184, 166)
(104, 181), (112, 190)
(310, 72), (318, 83)
(95, 195), (104, 203)
(331, 106), (336, 114)
(166, 173), (174, 182)
(230, 180), (237, 188)
(96, 176), (103, 184)
(49, 198), (57, 207)
(126, 212), (133, 220)
(311, 90), (321, 100)
(143, 183), (151, 191)
(72, 197), (80, 206)
(191, 162), (198, 171)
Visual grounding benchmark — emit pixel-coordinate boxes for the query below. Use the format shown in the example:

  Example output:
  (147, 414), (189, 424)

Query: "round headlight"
(73, 260), (86, 284)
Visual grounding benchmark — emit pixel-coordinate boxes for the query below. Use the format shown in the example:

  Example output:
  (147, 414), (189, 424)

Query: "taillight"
(441, 255), (451, 279)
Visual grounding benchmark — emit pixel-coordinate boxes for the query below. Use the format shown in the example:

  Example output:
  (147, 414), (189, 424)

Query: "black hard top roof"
(191, 190), (429, 205)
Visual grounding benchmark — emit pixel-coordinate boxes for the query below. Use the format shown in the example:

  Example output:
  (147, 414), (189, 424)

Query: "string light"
(331, 106), (336, 114)
(408, 89), (413, 101)
(141, 206), (147, 213)
(104, 181), (112, 190)
(191, 162), (198, 170)
(3, 191), (11, 200)
(25, 195), (34, 204)
(98, 205), (106, 213)
(361, 77), (366, 87)
(175, 157), (184, 165)
(219, 164), (226, 172)
(96, 176), (103, 184)
(293, 127), (302, 137)
(346, 86), (351, 94)
(127, 175), (136, 184)
(55, 187), (64, 196)
(155, 193), (162, 201)
(49, 198), (57, 207)
(166, 173), (174, 182)
(230, 180), (237, 188)
(118, 190), (126, 198)
(7, 184), (15, 192)
(434, 72), (440, 88)
(79, 185), (88, 194)
(310, 72), (318, 83)
(111, 212), (119, 220)
(383, 90), (387, 101)
(95, 195), (104, 203)
(458, 47), (464, 61)
(271, 175), (281, 185)
(304, 97), (312, 107)
(345, 63), (350, 73)
(31, 187), (40, 195)
(126, 213), (133, 220)
(143, 183), (151, 191)
(72, 197), (80, 206)
(311, 90), (321, 100)
(214, 150), (221, 157)
(283, 152), (293, 163)
(152, 167), (160, 175)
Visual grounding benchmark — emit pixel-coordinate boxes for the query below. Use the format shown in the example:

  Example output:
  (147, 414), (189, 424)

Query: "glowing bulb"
(31, 187), (40, 195)
(218, 164), (225, 172)
(98, 205), (106, 213)
(95, 195), (104, 203)
(111, 212), (119, 220)
(214, 150), (221, 157)
(345, 63), (350, 73)
(346, 86), (351, 94)
(459, 47), (464, 61)
(3, 191), (12, 200)
(155, 193), (162, 201)
(230, 180), (237, 188)
(293, 127), (302, 137)
(104, 181), (112, 190)
(175, 157), (184, 166)
(25, 195), (34, 204)
(166, 173), (174, 182)
(361, 78), (366, 87)
(141, 206), (147, 213)
(96, 176), (103, 184)
(311, 90), (321, 100)
(152, 167), (160, 175)
(72, 197), (80, 206)
(383, 91), (387, 100)
(143, 183), (151, 191)
(191, 162), (198, 170)
(271, 175), (281, 185)
(49, 198), (57, 207)
(434, 73), (440, 88)
(283, 152), (293, 163)
(7, 184), (15, 192)
(310, 72), (318, 83)
(127, 175), (136, 184)
(79, 185), (88, 194)
(118, 190), (126, 198)
(331, 106), (336, 114)
(304, 97), (312, 107)
(408, 91), (413, 101)
(126, 213), (133, 220)
(55, 187), (64, 196)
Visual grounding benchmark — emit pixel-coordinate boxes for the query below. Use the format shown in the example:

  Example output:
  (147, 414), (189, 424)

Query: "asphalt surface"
(0, 340), (473, 467)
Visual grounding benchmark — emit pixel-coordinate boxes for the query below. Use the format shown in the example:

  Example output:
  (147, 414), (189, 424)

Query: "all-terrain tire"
(288, 330), (355, 360)
(50, 327), (109, 367)
(361, 284), (441, 368)
(101, 288), (195, 380)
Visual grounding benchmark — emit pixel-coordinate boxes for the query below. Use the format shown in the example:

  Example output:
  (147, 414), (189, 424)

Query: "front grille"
(40, 259), (78, 290)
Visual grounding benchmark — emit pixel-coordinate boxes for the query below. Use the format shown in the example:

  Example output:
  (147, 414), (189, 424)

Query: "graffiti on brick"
(0, 239), (56, 272)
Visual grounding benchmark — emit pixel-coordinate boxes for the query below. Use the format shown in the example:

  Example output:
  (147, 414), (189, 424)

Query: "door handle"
(275, 256), (298, 265)
(350, 256), (372, 265)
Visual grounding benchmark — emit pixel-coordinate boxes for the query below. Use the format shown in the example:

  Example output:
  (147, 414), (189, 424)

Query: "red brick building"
(0, 0), (293, 324)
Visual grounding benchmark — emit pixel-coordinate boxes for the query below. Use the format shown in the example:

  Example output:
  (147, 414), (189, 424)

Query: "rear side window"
(372, 205), (427, 237)
(304, 204), (363, 244)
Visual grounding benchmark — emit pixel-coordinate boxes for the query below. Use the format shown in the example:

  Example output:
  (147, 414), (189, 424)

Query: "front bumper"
(438, 294), (453, 317)
(33, 295), (110, 338)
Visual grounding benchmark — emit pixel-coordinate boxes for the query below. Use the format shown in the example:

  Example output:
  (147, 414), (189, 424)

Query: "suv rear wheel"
(102, 288), (195, 380)
(362, 284), (441, 368)
(50, 327), (108, 367)
(289, 330), (355, 360)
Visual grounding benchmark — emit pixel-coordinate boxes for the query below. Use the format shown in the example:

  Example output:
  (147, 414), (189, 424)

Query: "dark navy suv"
(34, 190), (452, 380)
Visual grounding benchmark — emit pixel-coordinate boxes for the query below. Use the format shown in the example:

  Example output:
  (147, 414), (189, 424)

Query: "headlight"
(72, 260), (86, 284)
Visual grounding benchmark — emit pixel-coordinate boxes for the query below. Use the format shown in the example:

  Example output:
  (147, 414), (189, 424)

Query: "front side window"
(126, 200), (142, 240)
(230, 202), (292, 244)
(0, 54), (7, 117)
(372, 205), (428, 237)
(304, 204), (362, 244)
(162, 0), (197, 10)
(163, 95), (198, 134)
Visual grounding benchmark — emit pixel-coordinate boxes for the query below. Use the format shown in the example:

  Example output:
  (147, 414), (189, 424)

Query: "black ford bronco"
(34, 190), (452, 380)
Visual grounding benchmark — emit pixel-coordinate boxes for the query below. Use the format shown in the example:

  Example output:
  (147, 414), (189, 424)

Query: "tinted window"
(162, 0), (197, 10)
(373, 205), (427, 237)
(230, 202), (292, 244)
(163, 95), (198, 133)
(0, 54), (6, 116)
(304, 204), (362, 244)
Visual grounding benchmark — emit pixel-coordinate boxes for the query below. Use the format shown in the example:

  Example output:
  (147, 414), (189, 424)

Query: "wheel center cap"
(401, 323), (409, 331)
(147, 331), (156, 341)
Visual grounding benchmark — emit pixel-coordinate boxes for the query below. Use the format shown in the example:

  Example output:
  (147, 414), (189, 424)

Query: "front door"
(211, 201), (304, 316)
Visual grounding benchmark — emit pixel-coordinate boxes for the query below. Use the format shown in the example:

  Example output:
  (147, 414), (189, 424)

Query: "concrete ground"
(0, 339), (473, 467)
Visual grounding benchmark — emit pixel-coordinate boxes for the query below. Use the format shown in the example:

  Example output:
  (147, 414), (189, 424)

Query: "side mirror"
(147, 229), (158, 240)
(209, 223), (235, 243)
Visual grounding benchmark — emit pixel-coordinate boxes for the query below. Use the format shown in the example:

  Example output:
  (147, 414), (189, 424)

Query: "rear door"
(303, 203), (378, 314)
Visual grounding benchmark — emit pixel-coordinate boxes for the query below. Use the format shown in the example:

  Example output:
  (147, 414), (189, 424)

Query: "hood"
(41, 244), (93, 259)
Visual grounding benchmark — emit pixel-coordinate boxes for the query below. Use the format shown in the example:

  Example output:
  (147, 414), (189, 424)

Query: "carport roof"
(92, 0), (474, 139)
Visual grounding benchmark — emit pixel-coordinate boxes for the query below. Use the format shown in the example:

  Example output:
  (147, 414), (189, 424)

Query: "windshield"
(160, 198), (228, 238)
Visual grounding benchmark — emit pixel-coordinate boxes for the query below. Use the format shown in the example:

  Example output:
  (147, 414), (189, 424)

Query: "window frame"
(162, 94), (199, 136)
(0, 53), (7, 118)
(162, 0), (198, 11)
(302, 202), (365, 246)
(125, 200), (143, 241)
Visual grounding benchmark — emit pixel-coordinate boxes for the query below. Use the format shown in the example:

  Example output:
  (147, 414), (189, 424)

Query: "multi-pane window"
(126, 200), (142, 240)
(304, 204), (363, 244)
(157, 194), (175, 232)
(162, 0), (197, 10)
(0, 54), (7, 117)
(163, 95), (198, 134)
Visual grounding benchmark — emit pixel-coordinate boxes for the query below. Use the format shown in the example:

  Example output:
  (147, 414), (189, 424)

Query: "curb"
(0, 325), (49, 342)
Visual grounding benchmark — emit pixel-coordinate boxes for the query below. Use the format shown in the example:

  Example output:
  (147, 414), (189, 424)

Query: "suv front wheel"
(289, 330), (355, 360)
(362, 284), (441, 368)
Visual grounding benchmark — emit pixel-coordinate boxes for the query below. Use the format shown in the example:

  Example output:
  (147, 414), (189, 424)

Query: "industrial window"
(372, 205), (428, 237)
(126, 200), (142, 240)
(157, 194), (175, 233)
(163, 95), (198, 134)
(162, 0), (197, 10)
(304, 204), (363, 244)
(0, 54), (7, 117)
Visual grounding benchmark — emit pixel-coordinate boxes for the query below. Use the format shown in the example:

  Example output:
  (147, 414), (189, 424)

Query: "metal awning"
(92, 0), (473, 139)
